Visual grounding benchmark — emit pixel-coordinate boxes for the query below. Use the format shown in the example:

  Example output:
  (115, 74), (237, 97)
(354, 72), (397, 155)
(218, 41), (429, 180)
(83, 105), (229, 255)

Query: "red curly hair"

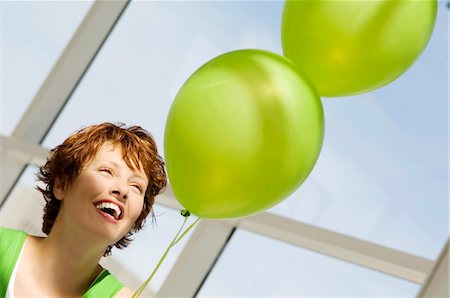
(36, 123), (167, 255)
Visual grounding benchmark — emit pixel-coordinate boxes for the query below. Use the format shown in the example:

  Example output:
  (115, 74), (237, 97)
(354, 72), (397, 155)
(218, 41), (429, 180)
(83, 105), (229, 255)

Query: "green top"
(0, 226), (124, 297)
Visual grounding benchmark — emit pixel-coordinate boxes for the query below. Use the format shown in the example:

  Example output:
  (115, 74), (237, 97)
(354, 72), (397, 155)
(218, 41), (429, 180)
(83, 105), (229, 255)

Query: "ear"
(53, 178), (65, 201)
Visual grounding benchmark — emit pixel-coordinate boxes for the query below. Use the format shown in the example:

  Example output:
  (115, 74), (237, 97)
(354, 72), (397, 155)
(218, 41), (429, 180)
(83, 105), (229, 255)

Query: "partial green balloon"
(282, 0), (437, 97)
(164, 49), (324, 219)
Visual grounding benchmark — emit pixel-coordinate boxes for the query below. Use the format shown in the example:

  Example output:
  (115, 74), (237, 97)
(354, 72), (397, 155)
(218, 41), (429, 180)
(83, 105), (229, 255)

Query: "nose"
(111, 180), (128, 200)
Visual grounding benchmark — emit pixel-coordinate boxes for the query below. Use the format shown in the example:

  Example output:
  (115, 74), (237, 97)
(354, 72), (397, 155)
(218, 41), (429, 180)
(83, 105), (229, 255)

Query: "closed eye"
(131, 184), (143, 193)
(99, 168), (113, 175)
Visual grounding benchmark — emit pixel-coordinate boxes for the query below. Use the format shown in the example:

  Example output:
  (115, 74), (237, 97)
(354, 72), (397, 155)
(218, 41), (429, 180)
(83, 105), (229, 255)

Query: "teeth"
(95, 202), (121, 220)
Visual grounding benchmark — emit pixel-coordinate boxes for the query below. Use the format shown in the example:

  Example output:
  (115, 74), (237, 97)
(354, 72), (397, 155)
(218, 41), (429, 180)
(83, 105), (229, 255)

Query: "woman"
(0, 123), (167, 297)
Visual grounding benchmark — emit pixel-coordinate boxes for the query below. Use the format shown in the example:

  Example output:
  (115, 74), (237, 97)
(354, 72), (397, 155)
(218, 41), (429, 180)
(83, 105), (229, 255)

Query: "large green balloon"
(164, 49), (324, 219)
(282, 0), (437, 97)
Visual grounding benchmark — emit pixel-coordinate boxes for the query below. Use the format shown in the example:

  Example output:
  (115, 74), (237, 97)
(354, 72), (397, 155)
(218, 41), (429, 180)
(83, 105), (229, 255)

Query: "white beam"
(239, 212), (434, 284)
(0, 135), (49, 162)
(417, 239), (449, 297)
(156, 218), (236, 297)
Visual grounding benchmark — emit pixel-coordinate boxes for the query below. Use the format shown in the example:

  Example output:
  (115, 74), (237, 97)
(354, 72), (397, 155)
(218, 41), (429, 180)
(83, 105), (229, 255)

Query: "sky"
(1, 1), (448, 296)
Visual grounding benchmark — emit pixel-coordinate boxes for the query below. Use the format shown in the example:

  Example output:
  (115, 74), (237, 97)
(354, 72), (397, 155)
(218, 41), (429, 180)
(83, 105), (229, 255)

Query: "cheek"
(130, 196), (145, 222)
(85, 176), (105, 191)
(78, 174), (108, 197)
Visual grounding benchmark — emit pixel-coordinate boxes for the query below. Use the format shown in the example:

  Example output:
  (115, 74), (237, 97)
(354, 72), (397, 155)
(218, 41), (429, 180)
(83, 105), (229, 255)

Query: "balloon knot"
(181, 210), (191, 217)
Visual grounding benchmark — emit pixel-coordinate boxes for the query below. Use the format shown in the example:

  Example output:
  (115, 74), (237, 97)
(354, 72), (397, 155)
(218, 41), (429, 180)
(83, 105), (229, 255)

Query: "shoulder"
(0, 227), (28, 298)
(114, 287), (135, 297)
(0, 226), (27, 252)
(0, 226), (27, 236)
(84, 269), (132, 297)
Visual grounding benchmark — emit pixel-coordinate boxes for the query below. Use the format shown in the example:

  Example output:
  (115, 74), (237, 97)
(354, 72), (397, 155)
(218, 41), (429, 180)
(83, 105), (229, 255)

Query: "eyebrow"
(101, 160), (148, 183)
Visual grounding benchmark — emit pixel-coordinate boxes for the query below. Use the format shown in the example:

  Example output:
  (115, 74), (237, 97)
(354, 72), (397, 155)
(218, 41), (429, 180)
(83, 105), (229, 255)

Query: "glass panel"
(1, 1), (93, 135)
(197, 229), (420, 297)
(40, 0), (446, 262)
(269, 1), (448, 260)
(41, 1), (283, 149)
(40, 2), (282, 288)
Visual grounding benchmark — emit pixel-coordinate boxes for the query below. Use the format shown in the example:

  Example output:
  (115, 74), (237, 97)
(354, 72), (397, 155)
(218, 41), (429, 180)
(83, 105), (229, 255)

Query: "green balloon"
(164, 49), (324, 219)
(282, 0), (437, 97)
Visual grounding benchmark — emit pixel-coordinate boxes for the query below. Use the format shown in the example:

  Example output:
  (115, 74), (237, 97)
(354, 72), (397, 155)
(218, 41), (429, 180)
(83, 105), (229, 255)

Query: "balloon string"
(172, 217), (200, 246)
(132, 212), (200, 297)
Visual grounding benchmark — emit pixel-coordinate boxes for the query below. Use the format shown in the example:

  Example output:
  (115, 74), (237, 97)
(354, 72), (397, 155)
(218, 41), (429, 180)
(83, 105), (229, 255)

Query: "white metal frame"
(1, 1), (447, 297)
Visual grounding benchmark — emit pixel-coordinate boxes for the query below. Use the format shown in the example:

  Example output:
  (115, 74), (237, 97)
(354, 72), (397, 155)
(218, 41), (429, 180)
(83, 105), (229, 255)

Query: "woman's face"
(54, 143), (148, 245)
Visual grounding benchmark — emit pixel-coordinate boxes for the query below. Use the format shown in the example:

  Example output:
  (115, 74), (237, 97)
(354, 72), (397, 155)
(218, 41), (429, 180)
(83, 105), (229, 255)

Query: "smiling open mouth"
(95, 202), (122, 220)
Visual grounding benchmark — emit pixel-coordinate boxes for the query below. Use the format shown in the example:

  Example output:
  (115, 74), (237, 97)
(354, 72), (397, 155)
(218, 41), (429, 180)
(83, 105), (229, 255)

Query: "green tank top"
(0, 227), (124, 297)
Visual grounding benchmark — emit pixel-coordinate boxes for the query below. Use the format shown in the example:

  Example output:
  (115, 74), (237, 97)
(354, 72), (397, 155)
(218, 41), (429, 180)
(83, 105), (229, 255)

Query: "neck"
(32, 223), (107, 296)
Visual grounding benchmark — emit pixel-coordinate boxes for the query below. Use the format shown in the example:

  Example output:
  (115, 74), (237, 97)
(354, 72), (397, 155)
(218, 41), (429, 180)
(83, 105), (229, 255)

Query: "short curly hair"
(36, 123), (167, 255)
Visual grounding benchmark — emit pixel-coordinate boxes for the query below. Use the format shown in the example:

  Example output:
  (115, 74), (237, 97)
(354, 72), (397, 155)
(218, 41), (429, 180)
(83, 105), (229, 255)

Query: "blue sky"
(1, 1), (448, 295)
